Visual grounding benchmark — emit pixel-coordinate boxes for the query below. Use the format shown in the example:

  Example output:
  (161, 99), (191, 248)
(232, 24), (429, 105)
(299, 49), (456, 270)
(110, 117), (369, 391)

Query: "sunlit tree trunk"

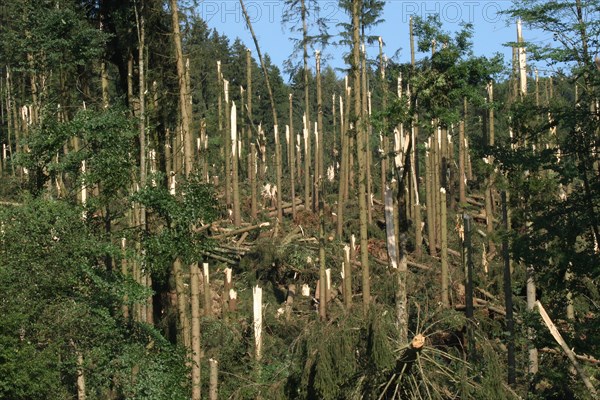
(337, 93), (348, 239)
(190, 263), (201, 400)
(170, 0), (192, 176)
(288, 95), (297, 219)
(352, 0), (370, 311)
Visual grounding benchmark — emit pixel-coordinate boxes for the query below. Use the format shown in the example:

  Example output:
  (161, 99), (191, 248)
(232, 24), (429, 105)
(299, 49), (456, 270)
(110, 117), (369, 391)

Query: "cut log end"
(411, 333), (425, 350)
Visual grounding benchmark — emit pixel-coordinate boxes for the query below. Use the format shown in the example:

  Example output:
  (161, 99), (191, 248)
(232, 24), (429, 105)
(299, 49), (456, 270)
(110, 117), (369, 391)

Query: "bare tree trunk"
(224, 79), (232, 211)
(485, 81), (496, 257)
(203, 263), (211, 317)
(362, 46), (373, 225)
(501, 192), (516, 385)
(425, 144), (437, 257)
(288, 94), (297, 219)
(352, 0), (370, 312)
(121, 238), (130, 319)
(379, 38), (388, 205)
(174, 258), (190, 348)
(344, 83), (351, 201)
(316, 51), (324, 211)
(231, 102), (241, 226)
(135, 1), (152, 324)
(209, 359), (219, 400)
(303, 114), (311, 209)
(319, 212), (327, 320)
(440, 188), (449, 307)
(75, 348), (86, 400)
(170, 0), (193, 176)
(274, 125), (283, 223)
(246, 50), (253, 181)
(253, 286), (263, 361)
(4, 68), (16, 176)
(301, 0), (311, 210)
(536, 301), (597, 396)
(409, 16), (415, 67)
(250, 143), (258, 219)
(337, 93), (348, 239)
(343, 243), (352, 308)
(459, 98), (467, 205)
(191, 263), (202, 400)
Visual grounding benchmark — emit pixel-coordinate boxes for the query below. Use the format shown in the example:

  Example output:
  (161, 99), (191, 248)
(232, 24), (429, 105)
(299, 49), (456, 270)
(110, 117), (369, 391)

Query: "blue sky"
(195, 0), (552, 80)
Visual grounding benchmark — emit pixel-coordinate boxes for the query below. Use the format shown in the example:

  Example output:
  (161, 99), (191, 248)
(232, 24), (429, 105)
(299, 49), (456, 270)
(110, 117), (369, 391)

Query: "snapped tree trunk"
(190, 263), (201, 400)
(440, 188), (449, 308)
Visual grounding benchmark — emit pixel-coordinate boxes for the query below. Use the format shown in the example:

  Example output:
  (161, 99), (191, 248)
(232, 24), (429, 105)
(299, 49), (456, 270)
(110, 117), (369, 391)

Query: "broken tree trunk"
(190, 263), (201, 400)
(440, 188), (449, 308)
(535, 300), (597, 397)
(425, 142), (437, 257)
(203, 263), (211, 317)
(253, 285), (263, 361)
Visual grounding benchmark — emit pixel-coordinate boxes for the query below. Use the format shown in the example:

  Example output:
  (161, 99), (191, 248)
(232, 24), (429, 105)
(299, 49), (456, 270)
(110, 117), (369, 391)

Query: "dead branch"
(212, 222), (270, 239)
(539, 347), (600, 365)
(535, 300), (597, 396)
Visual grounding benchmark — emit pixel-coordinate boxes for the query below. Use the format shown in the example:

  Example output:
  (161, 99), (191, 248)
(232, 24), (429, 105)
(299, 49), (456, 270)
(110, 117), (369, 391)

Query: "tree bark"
(274, 125), (283, 223)
(288, 94), (296, 219)
(231, 102), (241, 226)
(337, 93), (348, 238)
(209, 358), (219, 400)
(352, 0), (370, 312)
(190, 263), (201, 400)
(169, 0), (193, 176)
(536, 300), (597, 396)
(501, 192), (516, 385)
(440, 188), (449, 307)
(459, 98), (467, 205)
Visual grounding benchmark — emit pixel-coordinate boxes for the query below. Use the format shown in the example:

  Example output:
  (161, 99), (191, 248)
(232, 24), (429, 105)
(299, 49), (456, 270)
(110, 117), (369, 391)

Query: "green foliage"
(0, 198), (188, 399)
(398, 16), (503, 127)
(16, 106), (136, 202)
(134, 174), (219, 277)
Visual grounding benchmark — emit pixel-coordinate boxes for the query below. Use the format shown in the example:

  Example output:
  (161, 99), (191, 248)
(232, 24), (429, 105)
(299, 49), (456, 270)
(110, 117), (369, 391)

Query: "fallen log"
(267, 204), (305, 217)
(357, 257), (432, 272)
(0, 201), (22, 207)
(212, 222), (270, 239)
(476, 287), (498, 302)
(466, 197), (484, 207)
(200, 251), (237, 265)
